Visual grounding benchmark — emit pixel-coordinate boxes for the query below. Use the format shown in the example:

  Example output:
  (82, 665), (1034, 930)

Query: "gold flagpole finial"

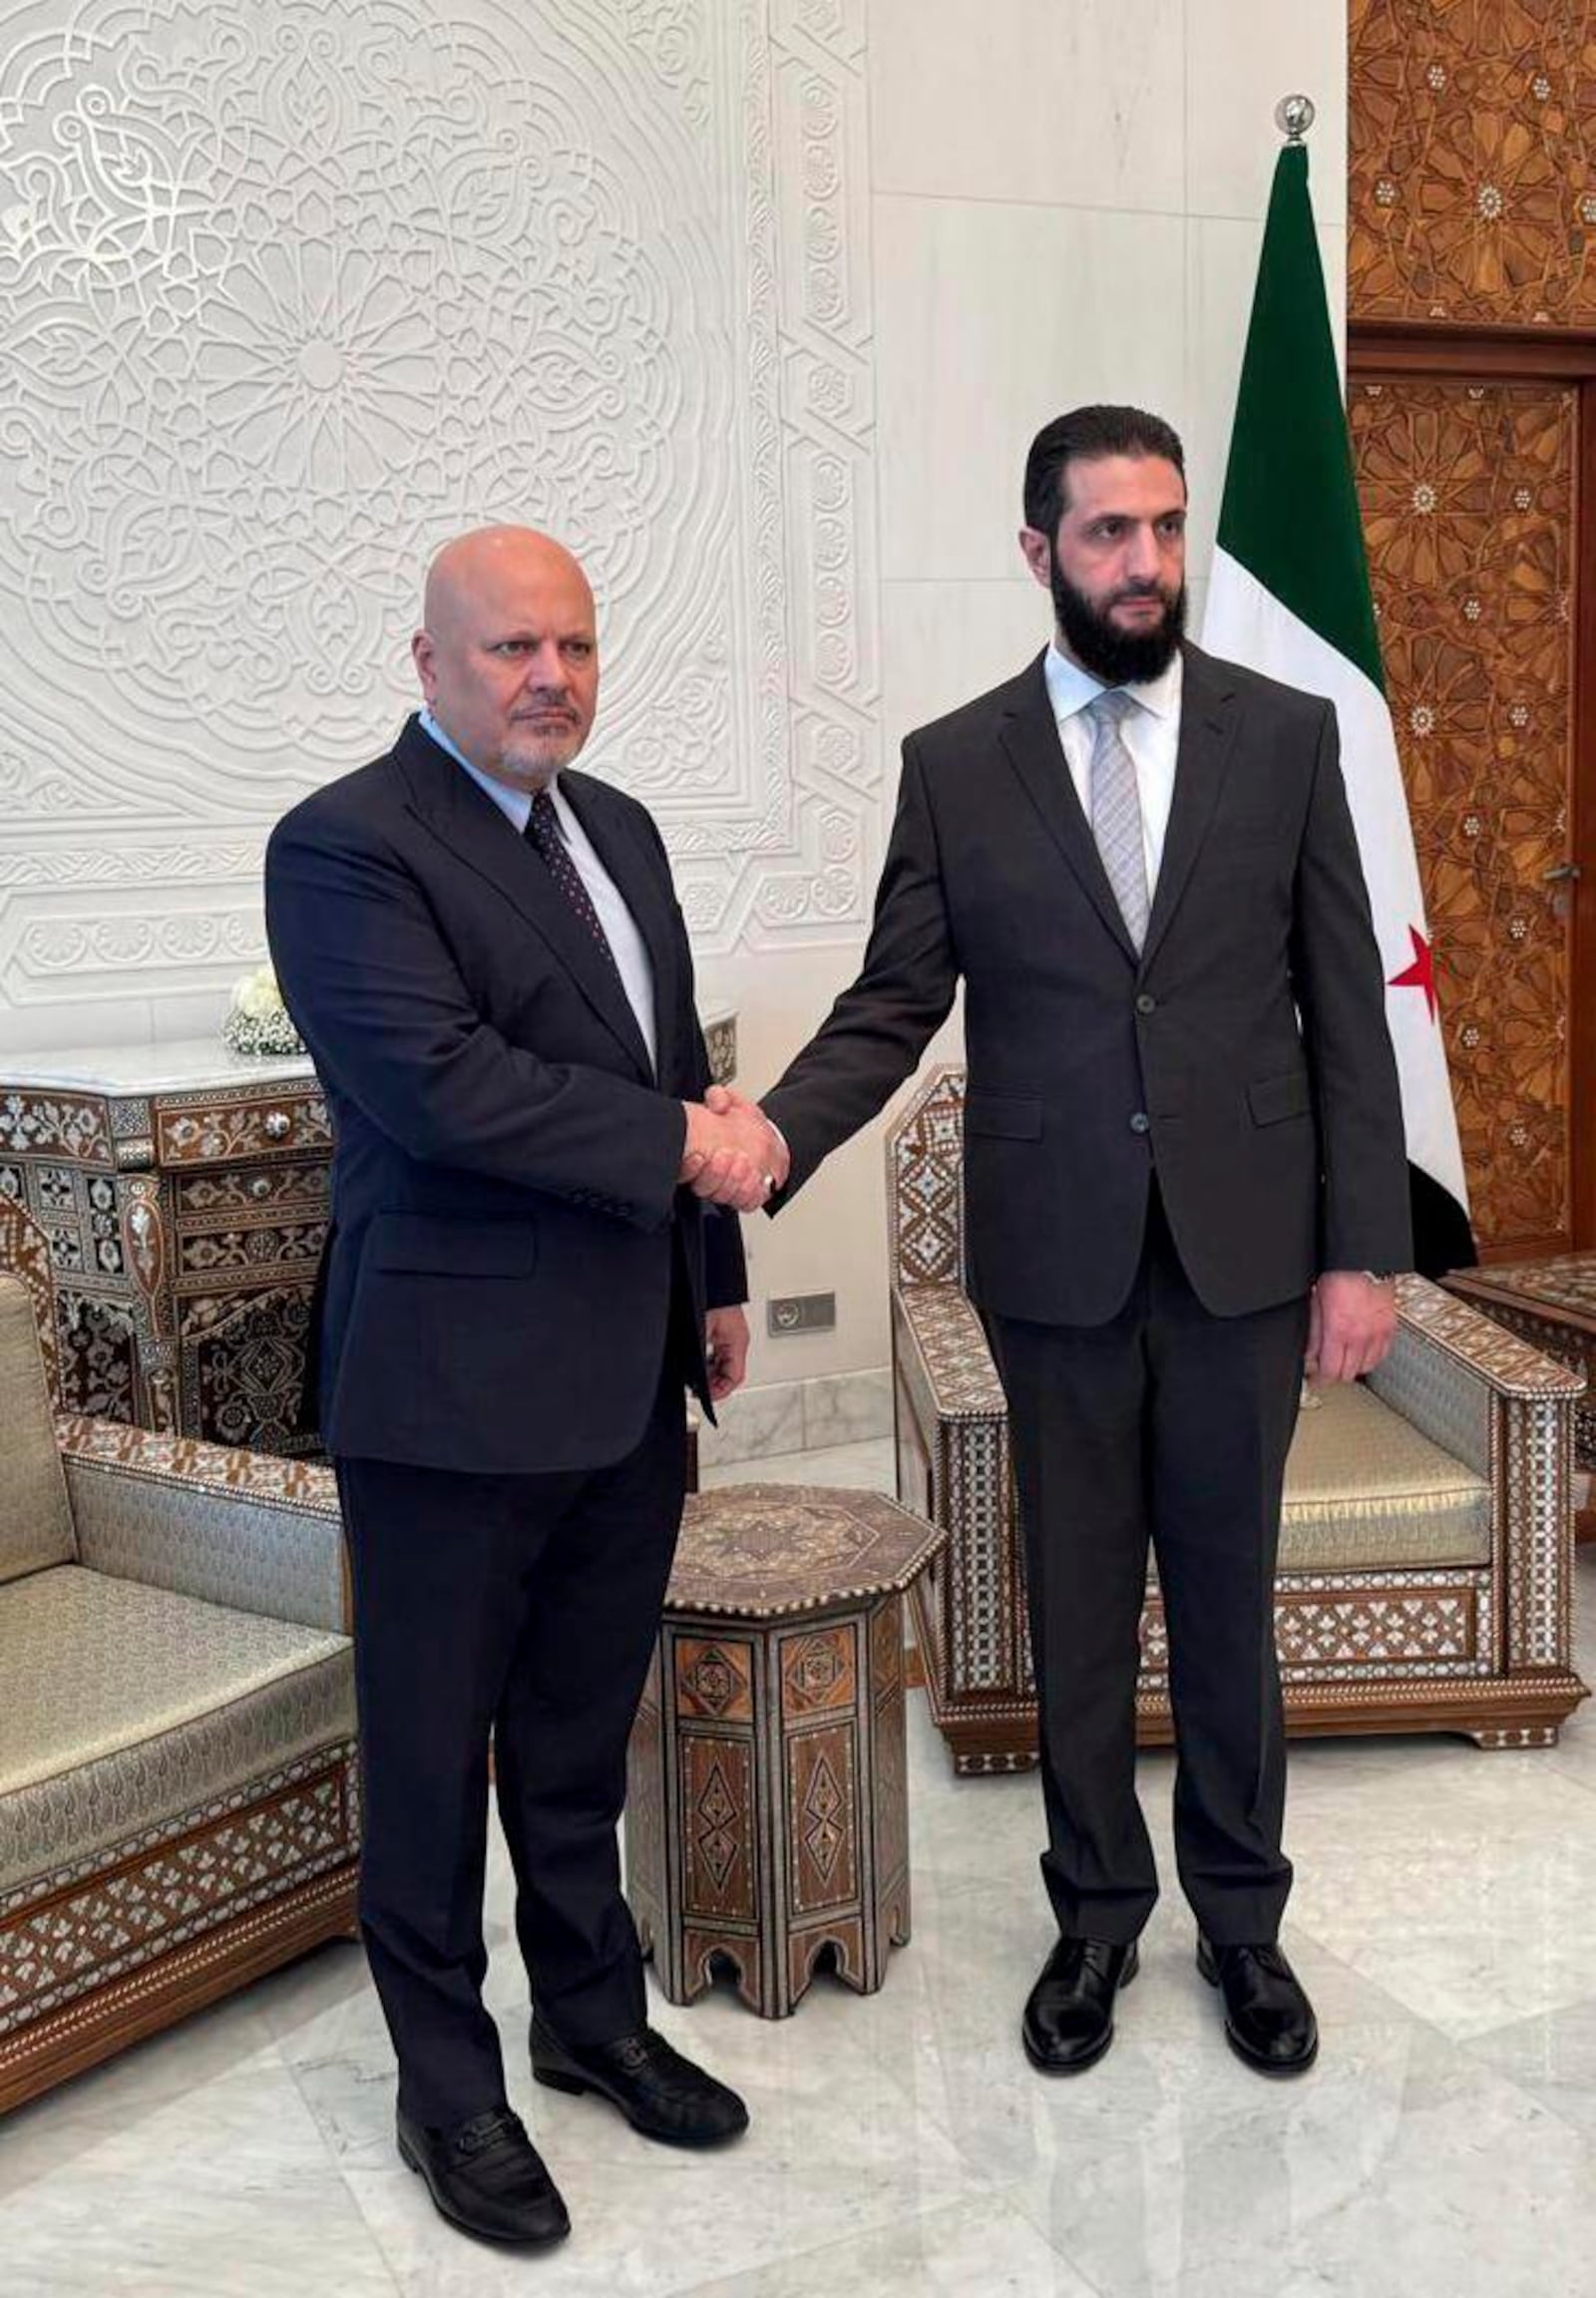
(1275, 94), (1316, 144)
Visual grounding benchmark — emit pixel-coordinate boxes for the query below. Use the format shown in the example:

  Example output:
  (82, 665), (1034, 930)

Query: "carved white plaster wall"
(0, 0), (880, 1027)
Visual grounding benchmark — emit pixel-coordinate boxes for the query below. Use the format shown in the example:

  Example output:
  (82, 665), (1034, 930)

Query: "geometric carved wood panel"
(785, 1718), (858, 1916)
(681, 1732), (757, 1926)
(0, 0), (880, 1036)
(1350, 376), (1577, 1251)
(1350, 0), (1596, 327)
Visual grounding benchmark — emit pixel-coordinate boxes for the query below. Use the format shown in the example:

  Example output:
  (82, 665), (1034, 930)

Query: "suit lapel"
(1140, 645), (1240, 970)
(561, 769), (682, 1087)
(998, 653), (1139, 963)
(394, 719), (654, 1082)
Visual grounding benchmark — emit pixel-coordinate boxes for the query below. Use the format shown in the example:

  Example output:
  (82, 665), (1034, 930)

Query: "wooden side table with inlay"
(624, 1482), (945, 2019)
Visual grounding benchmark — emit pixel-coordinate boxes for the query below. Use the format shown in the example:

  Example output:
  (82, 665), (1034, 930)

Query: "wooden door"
(1349, 362), (1588, 1259)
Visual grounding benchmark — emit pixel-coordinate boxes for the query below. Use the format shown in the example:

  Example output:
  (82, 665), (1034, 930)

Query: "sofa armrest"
(56, 1415), (347, 1635)
(1367, 1276), (1584, 1480)
(894, 1284), (1006, 1431)
(1372, 1279), (1583, 1679)
(1388, 1275), (1586, 1400)
(892, 1283), (1023, 1699)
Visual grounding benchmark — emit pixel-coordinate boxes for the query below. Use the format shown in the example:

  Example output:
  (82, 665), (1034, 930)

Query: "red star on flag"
(1390, 926), (1438, 1022)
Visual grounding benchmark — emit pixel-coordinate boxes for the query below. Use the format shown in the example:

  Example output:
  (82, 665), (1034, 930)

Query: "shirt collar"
(1043, 640), (1183, 726)
(418, 707), (559, 833)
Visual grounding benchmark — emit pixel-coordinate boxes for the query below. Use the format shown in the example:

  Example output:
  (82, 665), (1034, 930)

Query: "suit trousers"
(987, 1187), (1310, 1946)
(336, 1356), (686, 2126)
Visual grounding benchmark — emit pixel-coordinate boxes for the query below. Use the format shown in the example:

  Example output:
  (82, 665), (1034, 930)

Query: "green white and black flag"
(1202, 140), (1474, 1275)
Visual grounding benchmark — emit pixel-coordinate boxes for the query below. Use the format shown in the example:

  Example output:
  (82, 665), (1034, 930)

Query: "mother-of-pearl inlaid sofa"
(888, 1068), (1589, 1774)
(0, 1276), (358, 2113)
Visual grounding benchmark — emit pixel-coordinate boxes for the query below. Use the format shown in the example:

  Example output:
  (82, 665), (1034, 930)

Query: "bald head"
(413, 526), (599, 791)
(422, 527), (591, 635)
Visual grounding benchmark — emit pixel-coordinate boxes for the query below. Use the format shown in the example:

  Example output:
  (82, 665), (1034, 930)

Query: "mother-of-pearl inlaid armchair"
(888, 1068), (1589, 1774)
(0, 1275), (358, 2113)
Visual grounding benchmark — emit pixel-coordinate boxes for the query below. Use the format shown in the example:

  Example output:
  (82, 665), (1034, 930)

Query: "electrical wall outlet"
(766, 1292), (836, 1336)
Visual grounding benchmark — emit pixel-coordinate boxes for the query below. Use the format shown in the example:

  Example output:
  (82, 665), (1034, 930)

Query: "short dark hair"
(1022, 405), (1186, 537)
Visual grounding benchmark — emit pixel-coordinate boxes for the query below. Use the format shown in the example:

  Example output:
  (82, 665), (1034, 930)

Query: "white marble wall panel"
(695, 1364), (893, 1468)
(880, 580), (1051, 752)
(803, 1364), (894, 1448)
(874, 197), (1188, 582)
(696, 1376), (808, 1471)
(868, 0), (1186, 212)
(1188, 0), (1348, 223)
(1184, 574), (1210, 644)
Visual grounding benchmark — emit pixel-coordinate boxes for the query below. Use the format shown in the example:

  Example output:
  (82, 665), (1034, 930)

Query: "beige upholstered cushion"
(1280, 1380), (1490, 1572)
(0, 1565), (352, 1896)
(0, 1279), (75, 1587)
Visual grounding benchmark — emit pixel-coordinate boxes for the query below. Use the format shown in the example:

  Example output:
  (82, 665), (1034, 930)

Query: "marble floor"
(5, 1437), (1596, 2296)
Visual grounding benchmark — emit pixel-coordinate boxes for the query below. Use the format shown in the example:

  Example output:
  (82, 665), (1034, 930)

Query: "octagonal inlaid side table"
(624, 1483), (945, 2019)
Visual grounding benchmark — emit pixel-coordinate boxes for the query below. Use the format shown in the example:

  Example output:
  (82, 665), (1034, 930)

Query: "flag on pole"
(1201, 135), (1474, 1275)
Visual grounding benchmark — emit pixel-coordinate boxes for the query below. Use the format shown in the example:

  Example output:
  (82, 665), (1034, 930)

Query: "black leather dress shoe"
(1197, 1937), (1319, 2075)
(530, 2016), (749, 2147)
(1021, 1936), (1139, 2074)
(396, 2105), (570, 2247)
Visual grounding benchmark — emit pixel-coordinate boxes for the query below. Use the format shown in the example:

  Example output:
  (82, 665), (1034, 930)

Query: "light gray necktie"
(1084, 688), (1149, 951)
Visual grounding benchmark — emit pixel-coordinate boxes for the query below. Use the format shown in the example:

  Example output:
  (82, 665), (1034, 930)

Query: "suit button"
(1135, 993), (1156, 1015)
(1129, 1112), (1151, 1135)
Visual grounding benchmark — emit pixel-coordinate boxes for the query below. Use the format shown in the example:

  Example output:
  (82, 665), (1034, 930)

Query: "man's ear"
(1017, 528), (1053, 591)
(411, 628), (437, 700)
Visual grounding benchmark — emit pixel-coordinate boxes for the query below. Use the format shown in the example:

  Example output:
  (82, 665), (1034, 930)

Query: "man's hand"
(704, 1085), (790, 1193)
(704, 1306), (750, 1401)
(1306, 1272), (1397, 1385)
(678, 1094), (788, 1213)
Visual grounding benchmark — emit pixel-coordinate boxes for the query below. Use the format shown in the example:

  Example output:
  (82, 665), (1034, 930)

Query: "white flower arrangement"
(221, 963), (305, 1058)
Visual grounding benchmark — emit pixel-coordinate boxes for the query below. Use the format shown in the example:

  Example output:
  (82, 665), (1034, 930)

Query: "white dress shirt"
(1042, 643), (1184, 897)
(418, 709), (658, 1076)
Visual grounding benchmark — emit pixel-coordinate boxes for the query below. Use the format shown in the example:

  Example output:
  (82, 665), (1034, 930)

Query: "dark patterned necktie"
(524, 789), (620, 976)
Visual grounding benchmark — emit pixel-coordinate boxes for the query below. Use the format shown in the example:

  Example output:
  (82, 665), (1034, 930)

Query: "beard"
(501, 710), (589, 787)
(1049, 552), (1186, 684)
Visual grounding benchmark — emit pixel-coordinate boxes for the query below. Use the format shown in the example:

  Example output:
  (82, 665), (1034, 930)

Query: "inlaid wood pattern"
(1351, 374), (1575, 1251)
(628, 1565), (930, 2016)
(675, 1637), (754, 1724)
(785, 1724), (858, 1917)
(781, 1625), (857, 1720)
(1350, 0), (1596, 327)
(680, 1734), (756, 1924)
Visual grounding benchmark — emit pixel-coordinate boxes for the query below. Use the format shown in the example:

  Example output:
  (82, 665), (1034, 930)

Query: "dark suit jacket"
(264, 715), (745, 1474)
(764, 643), (1410, 1324)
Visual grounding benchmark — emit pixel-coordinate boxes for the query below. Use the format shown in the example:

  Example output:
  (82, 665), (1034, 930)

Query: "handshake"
(678, 1086), (790, 1213)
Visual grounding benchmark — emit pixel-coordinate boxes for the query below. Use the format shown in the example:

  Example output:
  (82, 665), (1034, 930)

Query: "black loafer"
(1197, 1936), (1319, 2076)
(396, 2105), (570, 2247)
(1021, 1936), (1139, 2074)
(531, 2016), (749, 2147)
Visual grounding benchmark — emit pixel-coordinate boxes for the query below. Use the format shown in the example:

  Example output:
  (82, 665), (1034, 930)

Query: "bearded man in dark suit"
(266, 527), (787, 2248)
(720, 406), (1409, 2080)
